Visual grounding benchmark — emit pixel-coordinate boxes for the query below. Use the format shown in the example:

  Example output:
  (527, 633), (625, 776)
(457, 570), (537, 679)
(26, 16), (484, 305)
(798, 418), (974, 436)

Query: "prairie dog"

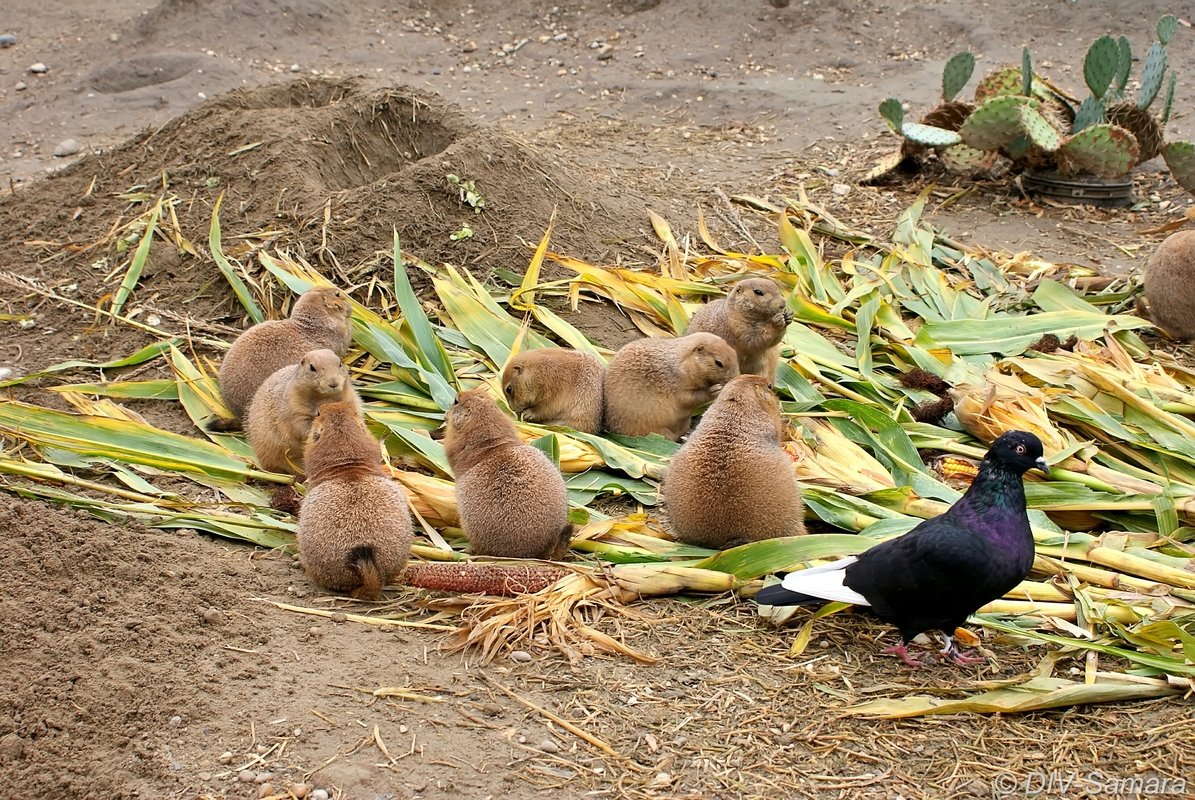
(686, 277), (792, 377)
(502, 348), (605, 434)
(444, 388), (572, 559)
(662, 374), (805, 548)
(602, 332), (739, 441)
(245, 349), (360, 476)
(211, 286), (353, 430)
(297, 400), (413, 600)
(1142, 231), (1195, 340)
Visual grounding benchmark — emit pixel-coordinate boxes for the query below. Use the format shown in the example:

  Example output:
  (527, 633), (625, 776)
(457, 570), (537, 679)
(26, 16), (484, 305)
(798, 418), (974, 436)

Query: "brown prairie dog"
(297, 400), (413, 600)
(245, 349), (361, 476)
(602, 332), (739, 441)
(211, 286), (353, 430)
(1142, 230), (1195, 340)
(502, 348), (605, 434)
(662, 374), (805, 549)
(686, 277), (793, 377)
(443, 388), (572, 560)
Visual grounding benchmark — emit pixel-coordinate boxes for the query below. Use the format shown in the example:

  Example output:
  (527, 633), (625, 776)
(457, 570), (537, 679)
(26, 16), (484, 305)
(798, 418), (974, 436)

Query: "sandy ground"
(1, 2), (1194, 799)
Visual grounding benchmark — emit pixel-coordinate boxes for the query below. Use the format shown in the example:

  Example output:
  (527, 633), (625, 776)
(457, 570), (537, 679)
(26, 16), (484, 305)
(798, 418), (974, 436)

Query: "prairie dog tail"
(206, 416), (243, 432)
(552, 523), (575, 561)
(348, 545), (383, 600)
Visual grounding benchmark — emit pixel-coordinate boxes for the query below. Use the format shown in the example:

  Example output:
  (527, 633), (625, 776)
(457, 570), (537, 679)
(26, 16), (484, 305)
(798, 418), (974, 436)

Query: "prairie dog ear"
(694, 344), (707, 353)
(512, 364), (524, 375)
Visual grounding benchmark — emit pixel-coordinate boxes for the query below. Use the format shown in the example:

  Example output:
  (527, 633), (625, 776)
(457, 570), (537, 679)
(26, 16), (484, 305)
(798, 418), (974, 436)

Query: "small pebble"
(819, 639), (830, 649)
(254, 744), (268, 755)
(202, 607), (224, 625)
(0, 34), (16, 47)
(832, 183), (851, 197)
(238, 769), (256, 783)
(168, 715), (182, 727)
(254, 771), (274, 783)
(0, 733), (24, 760)
(109, 33), (120, 43)
(307, 626), (322, 638)
(310, 790), (329, 800)
(170, 760), (182, 772)
(0, 367), (12, 381)
(198, 772), (211, 781)
(510, 650), (532, 663)
(596, 44), (614, 60)
(53, 139), (81, 158)
(217, 751), (233, 764)
(258, 784), (275, 798)
(14, 81), (27, 91)
(480, 702), (503, 717)
(329, 612), (347, 624)
(289, 63), (300, 72)
(553, 32), (568, 42)
(462, 41), (477, 53)
(29, 62), (47, 73)
(539, 739), (560, 754)
(289, 785), (311, 799)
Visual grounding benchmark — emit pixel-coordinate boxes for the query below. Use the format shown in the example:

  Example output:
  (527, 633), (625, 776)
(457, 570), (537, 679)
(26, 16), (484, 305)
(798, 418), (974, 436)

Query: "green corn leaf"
(392, 229), (458, 390)
(696, 534), (872, 578)
(209, 193), (265, 323)
(111, 202), (161, 317)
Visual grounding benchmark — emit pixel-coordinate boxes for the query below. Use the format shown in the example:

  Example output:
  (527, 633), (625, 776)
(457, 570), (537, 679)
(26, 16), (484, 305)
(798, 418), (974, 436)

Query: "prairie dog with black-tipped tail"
(662, 374), (805, 548)
(296, 400), (413, 600)
(602, 332), (739, 441)
(210, 286), (353, 430)
(686, 277), (792, 377)
(444, 388), (572, 560)
(1142, 230), (1195, 341)
(502, 348), (605, 433)
(245, 349), (361, 476)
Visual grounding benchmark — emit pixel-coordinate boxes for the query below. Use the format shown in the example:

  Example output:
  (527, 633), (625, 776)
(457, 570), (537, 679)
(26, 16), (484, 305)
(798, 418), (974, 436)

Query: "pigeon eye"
(1015, 444), (1026, 454)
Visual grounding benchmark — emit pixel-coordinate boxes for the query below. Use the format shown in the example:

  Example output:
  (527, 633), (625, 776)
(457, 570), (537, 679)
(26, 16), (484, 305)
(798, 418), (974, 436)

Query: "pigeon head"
(985, 430), (1049, 476)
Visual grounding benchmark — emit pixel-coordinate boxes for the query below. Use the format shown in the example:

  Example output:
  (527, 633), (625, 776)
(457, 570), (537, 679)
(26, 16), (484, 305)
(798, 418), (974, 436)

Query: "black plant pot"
(1021, 169), (1134, 208)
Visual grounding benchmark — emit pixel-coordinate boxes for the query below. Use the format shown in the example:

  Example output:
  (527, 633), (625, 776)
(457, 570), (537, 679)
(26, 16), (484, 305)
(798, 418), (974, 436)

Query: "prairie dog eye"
(754, 288), (764, 296)
(714, 359), (724, 369)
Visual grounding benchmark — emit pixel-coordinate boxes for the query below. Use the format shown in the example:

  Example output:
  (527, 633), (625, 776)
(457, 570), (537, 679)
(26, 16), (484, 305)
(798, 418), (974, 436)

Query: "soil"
(2, 1), (1195, 799)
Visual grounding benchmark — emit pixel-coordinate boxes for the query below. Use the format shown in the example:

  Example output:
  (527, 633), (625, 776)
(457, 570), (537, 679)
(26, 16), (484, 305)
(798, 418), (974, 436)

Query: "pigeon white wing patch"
(780, 559), (870, 606)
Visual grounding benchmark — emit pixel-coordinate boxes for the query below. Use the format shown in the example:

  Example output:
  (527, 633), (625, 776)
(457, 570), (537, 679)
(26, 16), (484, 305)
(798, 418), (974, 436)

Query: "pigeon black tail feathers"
(754, 583), (825, 606)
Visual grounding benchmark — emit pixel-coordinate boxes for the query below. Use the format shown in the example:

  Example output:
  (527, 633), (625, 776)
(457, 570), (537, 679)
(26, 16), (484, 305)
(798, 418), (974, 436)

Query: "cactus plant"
(866, 14), (1192, 197)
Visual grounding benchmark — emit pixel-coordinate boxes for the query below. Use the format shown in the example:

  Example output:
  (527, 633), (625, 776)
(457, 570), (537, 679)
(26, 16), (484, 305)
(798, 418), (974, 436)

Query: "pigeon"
(756, 430), (1049, 666)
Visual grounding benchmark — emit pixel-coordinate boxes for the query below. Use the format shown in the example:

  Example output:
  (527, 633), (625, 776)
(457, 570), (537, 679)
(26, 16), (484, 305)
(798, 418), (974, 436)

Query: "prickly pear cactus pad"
(973, 66), (1026, 103)
(1083, 35), (1121, 99)
(1018, 106), (1062, 152)
(1058, 123), (1140, 178)
(941, 52), (976, 103)
(939, 142), (999, 175)
(959, 95), (1034, 151)
(1162, 141), (1195, 192)
(901, 122), (962, 148)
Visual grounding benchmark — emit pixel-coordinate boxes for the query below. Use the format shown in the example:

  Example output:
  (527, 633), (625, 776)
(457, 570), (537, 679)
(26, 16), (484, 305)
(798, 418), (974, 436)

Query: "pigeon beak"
(1034, 456), (1050, 477)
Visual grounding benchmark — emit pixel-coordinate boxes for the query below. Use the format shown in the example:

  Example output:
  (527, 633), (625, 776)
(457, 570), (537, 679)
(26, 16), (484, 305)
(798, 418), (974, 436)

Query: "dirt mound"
(0, 77), (652, 327)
